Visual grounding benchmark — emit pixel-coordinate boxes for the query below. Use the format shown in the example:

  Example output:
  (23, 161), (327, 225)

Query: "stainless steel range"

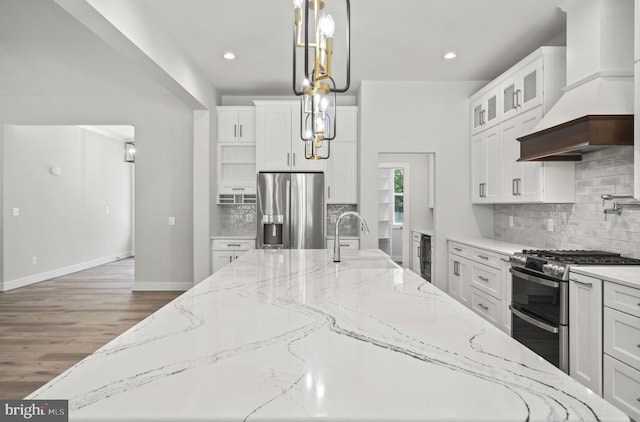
(509, 250), (640, 373)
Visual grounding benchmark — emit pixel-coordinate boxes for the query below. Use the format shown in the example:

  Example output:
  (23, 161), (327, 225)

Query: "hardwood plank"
(0, 258), (182, 399)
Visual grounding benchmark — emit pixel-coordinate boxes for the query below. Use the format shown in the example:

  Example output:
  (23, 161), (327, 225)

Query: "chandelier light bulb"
(293, 0), (304, 9)
(315, 117), (325, 133)
(305, 129), (313, 140)
(319, 96), (329, 111)
(318, 14), (335, 37)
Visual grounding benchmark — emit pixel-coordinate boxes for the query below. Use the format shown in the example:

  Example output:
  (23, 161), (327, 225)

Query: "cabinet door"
(470, 97), (485, 134)
(326, 142), (357, 203)
(471, 134), (486, 203)
(518, 59), (543, 114)
(412, 238), (421, 274)
(212, 251), (234, 272)
(256, 106), (293, 171)
(458, 259), (472, 307)
(517, 108), (543, 201)
(335, 107), (358, 141)
(448, 255), (461, 300)
(218, 110), (240, 142)
(237, 110), (256, 142)
(500, 258), (512, 335)
(569, 273), (603, 395)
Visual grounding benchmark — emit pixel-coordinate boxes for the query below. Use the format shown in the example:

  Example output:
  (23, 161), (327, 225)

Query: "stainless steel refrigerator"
(257, 172), (324, 249)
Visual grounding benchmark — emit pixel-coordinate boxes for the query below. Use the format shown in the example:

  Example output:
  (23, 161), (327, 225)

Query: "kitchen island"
(29, 249), (628, 422)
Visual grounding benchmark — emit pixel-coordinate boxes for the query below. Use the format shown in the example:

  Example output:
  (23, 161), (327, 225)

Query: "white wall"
(3, 125), (133, 289)
(359, 81), (494, 291)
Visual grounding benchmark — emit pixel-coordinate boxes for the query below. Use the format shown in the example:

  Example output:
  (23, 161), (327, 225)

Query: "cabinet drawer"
(603, 355), (640, 422)
(604, 282), (640, 319)
(604, 307), (640, 370)
(448, 242), (470, 258)
(327, 238), (359, 251)
(471, 288), (501, 326)
(471, 263), (501, 299)
(470, 247), (500, 268)
(218, 181), (256, 195)
(212, 239), (255, 251)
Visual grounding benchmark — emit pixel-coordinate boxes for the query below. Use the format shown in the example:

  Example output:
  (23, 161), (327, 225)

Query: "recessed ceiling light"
(443, 52), (457, 60)
(223, 52), (236, 60)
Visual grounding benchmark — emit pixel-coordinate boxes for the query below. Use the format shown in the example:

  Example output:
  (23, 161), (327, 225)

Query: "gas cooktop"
(511, 249), (640, 280)
(520, 249), (640, 265)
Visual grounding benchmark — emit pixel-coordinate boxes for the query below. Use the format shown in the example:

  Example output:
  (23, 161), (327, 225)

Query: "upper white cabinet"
(217, 107), (256, 142)
(469, 46), (575, 204)
(470, 86), (500, 135)
(255, 101), (324, 172)
(326, 107), (358, 204)
(499, 58), (543, 120)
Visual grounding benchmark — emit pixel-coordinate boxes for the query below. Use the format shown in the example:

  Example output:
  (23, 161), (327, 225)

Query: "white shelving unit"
(378, 168), (393, 255)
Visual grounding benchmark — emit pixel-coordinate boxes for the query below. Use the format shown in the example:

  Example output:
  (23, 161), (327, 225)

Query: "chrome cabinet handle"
(516, 178), (522, 195)
(239, 124), (243, 138)
(454, 261), (460, 276)
(328, 186), (331, 199)
(478, 255), (489, 260)
(478, 303), (489, 311)
(480, 109), (486, 125)
(227, 243), (241, 247)
(287, 152), (290, 166)
(231, 188), (245, 191)
(512, 90), (518, 110)
(570, 278), (593, 287)
(228, 256), (232, 263)
(512, 179), (518, 196)
(454, 247), (462, 252)
(478, 276), (489, 282)
(293, 153), (296, 166)
(234, 124), (237, 138)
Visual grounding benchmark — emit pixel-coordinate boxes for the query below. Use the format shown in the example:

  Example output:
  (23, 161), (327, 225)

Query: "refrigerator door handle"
(285, 179), (291, 247)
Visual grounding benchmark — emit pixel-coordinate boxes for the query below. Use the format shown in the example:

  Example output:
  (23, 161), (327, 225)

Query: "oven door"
(510, 267), (567, 325)
(510, 304), (568, 372)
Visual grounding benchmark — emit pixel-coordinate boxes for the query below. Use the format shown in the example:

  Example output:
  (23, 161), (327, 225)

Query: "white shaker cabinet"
(211, 237), (255, 273)
(569, 272), (603, 395)
(471, 126), (500, 203)
(325, 106), (358, 204)
(217, 107), (256, 143)
(470, 86), (500, 135)
(255, 101), (325, 173)
(603, 281), (640, 421)
(499, 58), (543, 121)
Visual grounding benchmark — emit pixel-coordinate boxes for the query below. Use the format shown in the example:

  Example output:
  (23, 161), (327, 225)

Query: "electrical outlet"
(168, 216), (175, 226)
(547, 219), (554, 231)
(12, 208), (19, 217)
(509, 216), (514, 227)
(32, 256), (37, 265)
(105, 206), (110, 214)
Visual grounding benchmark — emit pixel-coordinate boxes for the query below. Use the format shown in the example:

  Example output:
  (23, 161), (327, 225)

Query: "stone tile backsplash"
(220, 204), (360, 237)
(327, 204), (359, 237)
(494, 146), (640, 259)
(219, 204), (257, 235)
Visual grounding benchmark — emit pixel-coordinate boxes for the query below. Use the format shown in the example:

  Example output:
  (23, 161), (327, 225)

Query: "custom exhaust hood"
(518, 0), (635, 162)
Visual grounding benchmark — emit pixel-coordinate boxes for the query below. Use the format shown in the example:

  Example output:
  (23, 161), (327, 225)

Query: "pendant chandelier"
(292, 0), (350, 160)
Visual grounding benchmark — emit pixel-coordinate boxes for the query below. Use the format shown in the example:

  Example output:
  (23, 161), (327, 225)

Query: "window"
(393, 168), (404, 224)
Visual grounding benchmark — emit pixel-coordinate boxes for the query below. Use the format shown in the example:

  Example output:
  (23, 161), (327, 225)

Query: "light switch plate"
(168, 216), (175, 226)
(12, 208), (19, 217)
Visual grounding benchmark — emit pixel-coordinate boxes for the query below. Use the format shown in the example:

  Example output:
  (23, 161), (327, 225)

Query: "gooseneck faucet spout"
(333, 212), (370, 262)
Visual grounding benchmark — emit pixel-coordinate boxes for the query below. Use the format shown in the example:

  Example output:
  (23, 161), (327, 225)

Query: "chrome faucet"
(333, 212), (370, 262)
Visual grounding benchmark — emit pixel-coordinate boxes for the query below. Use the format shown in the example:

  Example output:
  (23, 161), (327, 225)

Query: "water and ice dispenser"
(262, 215), (284, 247)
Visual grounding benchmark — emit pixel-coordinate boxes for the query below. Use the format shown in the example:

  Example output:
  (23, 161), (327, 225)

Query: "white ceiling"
(133, 0), (567, 96)
(1, 0), (567, 99)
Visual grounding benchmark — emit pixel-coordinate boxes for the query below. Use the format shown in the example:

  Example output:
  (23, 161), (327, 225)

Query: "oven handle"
(509, 305), (559, 334)
(509, 268), (560, 289)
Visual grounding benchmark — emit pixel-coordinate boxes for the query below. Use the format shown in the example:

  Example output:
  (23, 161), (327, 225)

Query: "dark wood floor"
(0, 258), (182, 399)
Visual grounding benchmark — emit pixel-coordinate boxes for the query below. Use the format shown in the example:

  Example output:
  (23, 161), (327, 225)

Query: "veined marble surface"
(29, 249), (628, 422)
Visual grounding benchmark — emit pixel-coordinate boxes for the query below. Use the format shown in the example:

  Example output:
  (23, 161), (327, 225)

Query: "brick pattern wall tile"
(494, 146), (640, 259)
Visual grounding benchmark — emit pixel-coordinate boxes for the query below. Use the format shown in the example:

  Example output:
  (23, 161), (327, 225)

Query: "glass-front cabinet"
(470, 86), (500, 135)
(500, 59), (543, 121)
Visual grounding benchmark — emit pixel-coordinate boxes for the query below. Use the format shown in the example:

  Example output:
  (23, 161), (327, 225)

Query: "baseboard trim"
(1, 252), (134, 292)
(132, 281), (193, 292)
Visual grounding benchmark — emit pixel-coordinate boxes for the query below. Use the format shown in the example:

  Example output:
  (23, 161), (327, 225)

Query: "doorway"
(2, 124), (135, 291)
(378, 153), (435, 270)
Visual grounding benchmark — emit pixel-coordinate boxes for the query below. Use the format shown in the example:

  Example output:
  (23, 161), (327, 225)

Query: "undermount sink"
(340, 258), (398, 269)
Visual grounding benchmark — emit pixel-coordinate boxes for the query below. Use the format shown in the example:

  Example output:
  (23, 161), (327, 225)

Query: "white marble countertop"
(29, 249), (628, 422)
(448, 236), (534, 256)
(211, 233), (256, 240)
(412, 228), (434, 236)
(571, 266), (640, 289)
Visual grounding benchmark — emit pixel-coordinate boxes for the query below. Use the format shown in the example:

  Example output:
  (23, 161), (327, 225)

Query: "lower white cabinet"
(326, 238), (359, 252)
(211, 237), (255, 273)
(412, 232), (421, 275)
(448, 240), (510, 331)
(603, 281), (640, 421)
(569, 272), (603, 395)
